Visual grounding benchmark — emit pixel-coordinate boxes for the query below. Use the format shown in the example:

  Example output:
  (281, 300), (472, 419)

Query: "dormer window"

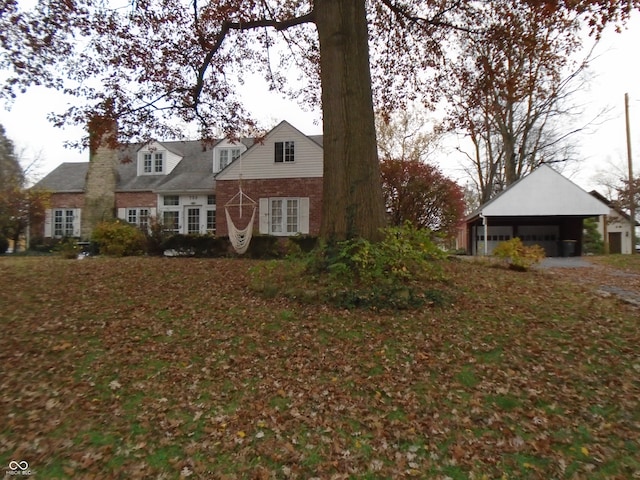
(215, 148), (241, 172)
(143, 153), (152, 173)
(275, 141), (294, 163)
(154, 152), (164, 173)
(140, 149), (165, 175)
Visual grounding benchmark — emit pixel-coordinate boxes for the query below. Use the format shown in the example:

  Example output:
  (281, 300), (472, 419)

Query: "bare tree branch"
(192, 10), (316, 106)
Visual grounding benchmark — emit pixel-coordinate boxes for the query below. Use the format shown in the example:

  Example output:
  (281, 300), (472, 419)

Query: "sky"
(0, 13), (638, 192)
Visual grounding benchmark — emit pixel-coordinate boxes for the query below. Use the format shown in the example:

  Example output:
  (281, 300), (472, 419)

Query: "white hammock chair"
(224, 187), (257, 255)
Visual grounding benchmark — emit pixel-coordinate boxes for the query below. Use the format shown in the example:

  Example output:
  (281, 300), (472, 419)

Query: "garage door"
(474, 226), (513, 255)
(517, 225), (559, 256)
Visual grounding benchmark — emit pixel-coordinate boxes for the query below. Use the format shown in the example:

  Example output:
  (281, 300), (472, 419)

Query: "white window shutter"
(44, 209), (52, 237)
(259, 198), (269, 234)
(117, 208), (126, 220)
(299, 197), (310, 234)
(73, 209), (81, 237)
(150, 207), (157, 218)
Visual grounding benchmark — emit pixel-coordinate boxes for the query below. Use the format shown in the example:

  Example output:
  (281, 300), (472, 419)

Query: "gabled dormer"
(137, 141), (182, 176)
(213, 139), (248, 173)
(215, 121), (322, 181)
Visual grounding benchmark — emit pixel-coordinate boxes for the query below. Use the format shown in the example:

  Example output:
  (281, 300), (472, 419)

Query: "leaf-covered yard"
(1, 256), (638, 479)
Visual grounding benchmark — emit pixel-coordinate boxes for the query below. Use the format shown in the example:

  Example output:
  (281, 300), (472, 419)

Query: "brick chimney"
(81, 115), (118, 240)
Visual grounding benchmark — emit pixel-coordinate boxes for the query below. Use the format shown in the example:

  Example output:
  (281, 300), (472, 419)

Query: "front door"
(608, 232), (622, 254)
(185, 207), (201, 234)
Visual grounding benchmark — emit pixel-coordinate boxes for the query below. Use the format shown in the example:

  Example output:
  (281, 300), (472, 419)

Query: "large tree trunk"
(315, 0), (386, 242)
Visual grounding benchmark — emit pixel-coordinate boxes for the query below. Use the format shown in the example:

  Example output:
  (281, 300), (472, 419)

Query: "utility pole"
(625, 93), (636, 254)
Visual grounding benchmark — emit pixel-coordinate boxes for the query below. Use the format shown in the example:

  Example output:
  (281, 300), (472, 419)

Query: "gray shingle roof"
(33, 162), (89, 192)
(34, 133), (323, 195)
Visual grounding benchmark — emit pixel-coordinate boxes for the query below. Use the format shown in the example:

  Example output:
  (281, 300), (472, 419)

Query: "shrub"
(246, 235), (280, 259)
(28, 237), (58, 253)
(144, 217), (169, 256)
(55, 237), (80, 259)
(162, 234), (230, 257)
(287, 235), (318, 254)
(302, 223), (449, 309)
(493, 237), (545, 271)
(92, 220), (147, 257)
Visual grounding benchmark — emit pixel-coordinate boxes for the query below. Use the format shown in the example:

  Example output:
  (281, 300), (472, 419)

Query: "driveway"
(537, 257), (594, 269)
(536, 256), (640, 308)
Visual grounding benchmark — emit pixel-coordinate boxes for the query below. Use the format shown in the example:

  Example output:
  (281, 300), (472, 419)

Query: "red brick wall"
(31, 193), (85, 238)
(115, 192), (157, 208)
(50, 192), (85, 209)
(216, 178), (323, 236)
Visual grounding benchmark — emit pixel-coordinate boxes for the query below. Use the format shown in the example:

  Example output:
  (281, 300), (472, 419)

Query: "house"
(589, 190), (639, 254)
(32, 121), (323, 242)
(460, 164), (610, 256)
(215, 121), (323, 237)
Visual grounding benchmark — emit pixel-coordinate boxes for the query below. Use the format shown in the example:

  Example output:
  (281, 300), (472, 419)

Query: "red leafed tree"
(1, 0), (637, 242)
(381, 159), (465, 239)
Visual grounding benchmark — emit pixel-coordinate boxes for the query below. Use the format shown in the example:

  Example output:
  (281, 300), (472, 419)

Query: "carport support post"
(481, 214), (488, 256)
(603, 215), (609, 255)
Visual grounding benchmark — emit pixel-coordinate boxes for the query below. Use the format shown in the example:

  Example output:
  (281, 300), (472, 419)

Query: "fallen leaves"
(0, 256), (639, 478)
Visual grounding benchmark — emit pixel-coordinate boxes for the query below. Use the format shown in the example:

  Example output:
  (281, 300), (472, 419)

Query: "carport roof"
(468, 164), (610, 220)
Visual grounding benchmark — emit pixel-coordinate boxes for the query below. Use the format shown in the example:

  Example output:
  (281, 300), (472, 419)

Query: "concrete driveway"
(536, 257), (595, 269)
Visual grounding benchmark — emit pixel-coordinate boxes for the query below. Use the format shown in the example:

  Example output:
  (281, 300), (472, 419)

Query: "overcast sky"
(0, 14), (638, 192)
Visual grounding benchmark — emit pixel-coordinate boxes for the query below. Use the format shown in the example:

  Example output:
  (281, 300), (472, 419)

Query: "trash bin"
(561, 239), (577, 257)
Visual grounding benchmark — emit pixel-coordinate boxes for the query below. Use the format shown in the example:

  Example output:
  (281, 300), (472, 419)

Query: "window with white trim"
(186, 207), (200, 234)
(274, 141), (295, 163)
(53, 209), (76, 237)
(143, 153), (152, 173)
(206, 209), (216, 233)
(270, 198), (299, 234)
(163, 211), (179, 233)
(140, 150), (165, 175)
(154, 152), (164, 173)
(163, 195), (179, 206)
(259, 197), (309, 236)
(215, 148), (241, 172)
(127, 208), (150, 230)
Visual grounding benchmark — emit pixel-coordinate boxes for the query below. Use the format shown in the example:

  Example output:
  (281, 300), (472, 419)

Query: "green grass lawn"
(0, 256), (638, 479)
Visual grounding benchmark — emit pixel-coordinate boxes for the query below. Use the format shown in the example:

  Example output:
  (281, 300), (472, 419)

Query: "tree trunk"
(315, 0), (386, 242)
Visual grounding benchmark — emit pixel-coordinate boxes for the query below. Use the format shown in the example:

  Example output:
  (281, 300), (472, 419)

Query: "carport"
(464, 165), (610, 256)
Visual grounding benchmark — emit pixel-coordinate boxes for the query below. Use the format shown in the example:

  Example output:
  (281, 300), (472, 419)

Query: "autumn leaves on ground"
(1, 256), (639, 479)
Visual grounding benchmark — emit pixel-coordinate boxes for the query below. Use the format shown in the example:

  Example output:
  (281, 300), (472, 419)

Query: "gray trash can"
(561, 240), (577, 257)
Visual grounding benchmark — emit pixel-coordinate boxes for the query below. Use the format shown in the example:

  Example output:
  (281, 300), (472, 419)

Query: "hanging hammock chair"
(224, 187), (257, 255)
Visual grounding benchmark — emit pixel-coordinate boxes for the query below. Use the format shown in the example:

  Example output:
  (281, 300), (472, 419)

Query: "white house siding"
(165, 148), (182, 174)
(216, 121), (323, 181)
(598, 210), (635, 254)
